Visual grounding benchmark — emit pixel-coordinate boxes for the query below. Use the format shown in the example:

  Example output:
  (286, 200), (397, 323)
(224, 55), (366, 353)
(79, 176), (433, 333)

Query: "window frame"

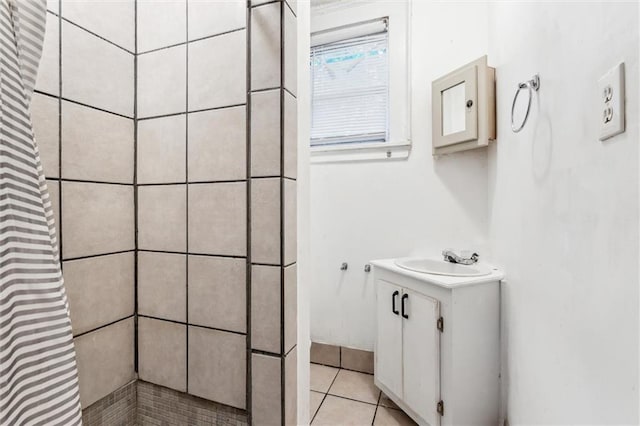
(310, 1), (411, 162)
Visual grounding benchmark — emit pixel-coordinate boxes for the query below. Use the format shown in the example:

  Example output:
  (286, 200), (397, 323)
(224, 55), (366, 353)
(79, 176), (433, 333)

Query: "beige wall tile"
(75, 318), (135, 408)
(283, 6), (297, 96)
(310, 342), (340, 368)
(188, 30), (246, 111)
(251, 3), (280, 91)
(64, 252), (135, 335)
(188, 255), (245, 332)
(62, 101), (134, 183)
(137, 46), (186, 118)
(284, 91), (297, 179)
(284, 178), (296, 265)
(251, 178), (280, 264)
(188, 0), (245, 41)
(341, 347), (374, 374)
(138, 185), (186, 252)
(251, 265), (280, 353)
(188, 326), (246, 409)
(62, 22), (134, 117)
(188, 183), (246, 256)
(61, 0), (135, 51)
(188, 106), (246, 182)
(250, 90), (280, 177)
(31, 93), (59, 178)
(137, 115), (186, 184)
(284, 263), (297, 353)
(62, 182), (134, 259)
(138, 252), (186, 322)
(138, 317), (187, 392)
(36, 14), (59, 96)
(251, 353), (281, 426)
(137, 0), (186, 52)
(46, 180), (60, 231)
(285, 347), (297, 425)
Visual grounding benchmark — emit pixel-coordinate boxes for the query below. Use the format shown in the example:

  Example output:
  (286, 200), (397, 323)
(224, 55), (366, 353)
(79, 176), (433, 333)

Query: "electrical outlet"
(598, 62), (625, 141)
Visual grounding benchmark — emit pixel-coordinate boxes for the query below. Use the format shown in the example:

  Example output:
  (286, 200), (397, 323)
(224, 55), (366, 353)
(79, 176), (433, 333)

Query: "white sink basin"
(394, 257), (492, 277)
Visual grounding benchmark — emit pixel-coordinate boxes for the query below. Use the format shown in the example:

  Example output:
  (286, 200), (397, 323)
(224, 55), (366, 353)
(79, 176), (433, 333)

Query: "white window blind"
(310, 20), (389, 147)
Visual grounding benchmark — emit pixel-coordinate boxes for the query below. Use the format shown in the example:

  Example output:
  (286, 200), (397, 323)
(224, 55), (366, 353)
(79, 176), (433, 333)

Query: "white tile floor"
(310, 363), (417, 426)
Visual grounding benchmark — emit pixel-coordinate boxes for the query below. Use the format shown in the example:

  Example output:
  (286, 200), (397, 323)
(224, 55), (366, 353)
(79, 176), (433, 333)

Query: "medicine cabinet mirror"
(432, 55), (496, 155)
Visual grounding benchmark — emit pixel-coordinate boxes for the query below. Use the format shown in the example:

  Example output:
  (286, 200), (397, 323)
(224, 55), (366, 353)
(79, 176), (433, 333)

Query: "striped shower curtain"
(0, 0), (82, 424)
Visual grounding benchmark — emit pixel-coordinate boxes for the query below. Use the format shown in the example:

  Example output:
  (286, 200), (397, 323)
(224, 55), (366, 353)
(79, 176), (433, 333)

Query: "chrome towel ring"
(511, 74), (540, 133)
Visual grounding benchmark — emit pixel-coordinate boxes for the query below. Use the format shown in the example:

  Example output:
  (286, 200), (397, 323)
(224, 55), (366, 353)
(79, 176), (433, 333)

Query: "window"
(310, 1), (410, 161)
(310, 19), (389, 147)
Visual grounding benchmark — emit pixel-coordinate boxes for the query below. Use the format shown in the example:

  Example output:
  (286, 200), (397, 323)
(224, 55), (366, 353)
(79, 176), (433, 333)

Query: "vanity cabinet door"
(402, 289), (441, 426)
(375, 279), (403, 398)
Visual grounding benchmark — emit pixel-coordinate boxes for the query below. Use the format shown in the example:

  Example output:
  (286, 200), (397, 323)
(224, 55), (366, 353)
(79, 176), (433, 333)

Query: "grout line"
(284, 343), (296, 357)
(311, 390), (328, 425)
(60, 15), (135, 55)
(34, 90), (135, 120)
(251, 0), (280, 9)
(187, 179), (249, 185)
(63, 249), (135, 263)
(245, 0), (253, 420)
(137, 26), (246, 56)
(371, 390), (382, 425)
(56, 178), (134, 186)
(251, 86), (281, 94)
(311, 367), (341, 423)
(138, 314), (248, 337)
(184, 0), (190, 394)
(137, 103), (246, 121)
(309, 391), (323, 424)
(283, 0), (296, 18)
(138, 249), (246, 260)
(133, 0), (139, 375)
(283, 86), (296, 100)
(279, 0), (286, 421)
(73, 315), (134, 339)
(251, 348), (283, 358)
(56, 3), (63, 270)
(325, 392), (378, 407)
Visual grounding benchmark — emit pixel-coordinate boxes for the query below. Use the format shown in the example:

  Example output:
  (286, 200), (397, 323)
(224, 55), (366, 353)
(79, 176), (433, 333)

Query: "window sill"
(310, 140), (411, 163)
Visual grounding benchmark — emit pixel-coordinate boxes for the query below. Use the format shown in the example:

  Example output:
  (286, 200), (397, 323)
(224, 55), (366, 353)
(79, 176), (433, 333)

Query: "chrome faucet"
(442, 250), (479, 265)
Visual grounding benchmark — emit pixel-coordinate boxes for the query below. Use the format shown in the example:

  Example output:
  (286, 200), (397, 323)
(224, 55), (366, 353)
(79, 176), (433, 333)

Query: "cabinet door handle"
(392, 291), (399, 315)
(401, 293), (409, 319)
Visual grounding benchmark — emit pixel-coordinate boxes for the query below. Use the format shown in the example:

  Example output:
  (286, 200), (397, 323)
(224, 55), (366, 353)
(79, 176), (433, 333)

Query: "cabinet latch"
(437, 316), (444, 332)
(437, 400), (444, 416)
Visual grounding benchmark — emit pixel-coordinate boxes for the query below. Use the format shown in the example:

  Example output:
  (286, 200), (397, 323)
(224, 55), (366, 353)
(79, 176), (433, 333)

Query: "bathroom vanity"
(371, 258), (503, 426)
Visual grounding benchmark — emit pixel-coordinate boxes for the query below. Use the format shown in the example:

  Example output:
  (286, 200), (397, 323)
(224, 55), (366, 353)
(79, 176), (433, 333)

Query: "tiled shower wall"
(32, 0), (136, 411)
(31, 0), (298, 424)
(135, 0), (298, 423)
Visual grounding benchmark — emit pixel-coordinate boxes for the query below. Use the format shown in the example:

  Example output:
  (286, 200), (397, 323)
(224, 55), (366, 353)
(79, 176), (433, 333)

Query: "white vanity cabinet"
(371, 259), (503, 426)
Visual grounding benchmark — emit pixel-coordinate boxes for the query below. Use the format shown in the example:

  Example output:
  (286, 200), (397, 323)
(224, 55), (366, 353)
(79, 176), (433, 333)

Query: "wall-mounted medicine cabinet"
(432, 55), (496, 155)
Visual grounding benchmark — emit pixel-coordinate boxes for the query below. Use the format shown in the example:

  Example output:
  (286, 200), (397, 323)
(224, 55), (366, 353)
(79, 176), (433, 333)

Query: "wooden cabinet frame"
(432, 55), (496, 155)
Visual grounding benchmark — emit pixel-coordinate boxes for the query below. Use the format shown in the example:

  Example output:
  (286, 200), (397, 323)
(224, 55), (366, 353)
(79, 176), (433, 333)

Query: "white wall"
(310, 1), (491, 350)
(486, 2), (639, 423)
